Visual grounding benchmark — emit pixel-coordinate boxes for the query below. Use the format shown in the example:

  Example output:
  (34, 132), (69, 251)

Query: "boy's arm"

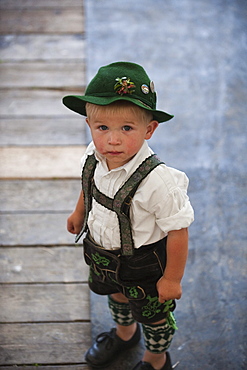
(67, 190), (85, 234)
(156, 228), (189, 303)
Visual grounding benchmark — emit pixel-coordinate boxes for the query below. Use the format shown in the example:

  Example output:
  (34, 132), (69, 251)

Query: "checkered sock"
(142, 320), (175, 353)
(108, 295), (136, 326)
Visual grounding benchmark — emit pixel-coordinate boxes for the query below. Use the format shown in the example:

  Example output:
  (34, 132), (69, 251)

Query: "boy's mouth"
(107, 151), (123, 155)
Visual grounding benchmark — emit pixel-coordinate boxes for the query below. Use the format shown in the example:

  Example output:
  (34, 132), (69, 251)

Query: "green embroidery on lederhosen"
(162, 299), (175, 314)
(142, 295), (177, 329)
(88, 268), (93, 283)
(75, 154), (98, 243)
(91, 252), (111, 266)
(166, 311), (178, 330)
(142, 295), (163, 319)
(127, 286), (139, 298)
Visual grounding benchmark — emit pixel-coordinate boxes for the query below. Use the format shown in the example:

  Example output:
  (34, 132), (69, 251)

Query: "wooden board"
(0, 213), (82, 246)
(0, 180), (81, 212)
(0, 283), (90, 322)
(0, 9), (84, 34)
(0, 0), (84, 9)
(0, 146), (85, 179)
(0, 89), (84, 116)
(0, 117), (87, 146)
(0, 246), (88, 283)
(0, 322), (91, 365)
(0, 62), (86, 88)
(0, 35), (85, 61)
(0, 0), (92, 368)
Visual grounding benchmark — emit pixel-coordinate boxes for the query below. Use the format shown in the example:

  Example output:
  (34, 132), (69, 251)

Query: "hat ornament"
(114, 77), (136, 95)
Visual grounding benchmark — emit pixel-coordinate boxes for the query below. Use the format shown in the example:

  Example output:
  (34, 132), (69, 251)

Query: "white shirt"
(81, 141), (194, 250)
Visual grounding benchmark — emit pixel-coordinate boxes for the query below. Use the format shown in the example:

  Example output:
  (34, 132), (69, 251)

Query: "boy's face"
(86, 106), (158, 170)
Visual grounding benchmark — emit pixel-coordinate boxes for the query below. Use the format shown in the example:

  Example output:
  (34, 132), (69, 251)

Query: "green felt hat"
(63, 61), (173, 123)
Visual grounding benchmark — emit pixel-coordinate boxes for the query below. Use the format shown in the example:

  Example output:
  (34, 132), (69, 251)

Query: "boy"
(63, 62), (194, 370)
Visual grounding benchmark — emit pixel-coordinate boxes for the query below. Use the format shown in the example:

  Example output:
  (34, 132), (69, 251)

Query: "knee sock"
(108, 295), (135, 326)
(142, 320), (175, 354)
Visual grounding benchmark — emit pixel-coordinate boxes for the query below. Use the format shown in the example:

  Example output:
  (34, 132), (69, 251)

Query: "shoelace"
(95, 329), (116, 350)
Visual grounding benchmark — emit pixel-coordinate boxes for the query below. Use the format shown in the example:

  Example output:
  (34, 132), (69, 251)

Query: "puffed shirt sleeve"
(152, 165), (194, 232)
(132, 164), (194, 237)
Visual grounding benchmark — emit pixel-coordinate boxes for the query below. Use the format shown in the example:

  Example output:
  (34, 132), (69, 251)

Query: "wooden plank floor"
(0, 0), (91, 368)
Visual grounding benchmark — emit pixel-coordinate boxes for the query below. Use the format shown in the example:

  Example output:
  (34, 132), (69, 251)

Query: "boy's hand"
(156, 276), (182, 303)
(67, 211), (84, 234)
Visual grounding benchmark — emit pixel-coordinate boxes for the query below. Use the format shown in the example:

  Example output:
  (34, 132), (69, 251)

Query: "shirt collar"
(122, 141), (154, 176)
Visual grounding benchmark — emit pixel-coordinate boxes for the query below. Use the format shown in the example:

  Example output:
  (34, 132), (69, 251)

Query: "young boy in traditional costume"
(63, 61), (194, 370)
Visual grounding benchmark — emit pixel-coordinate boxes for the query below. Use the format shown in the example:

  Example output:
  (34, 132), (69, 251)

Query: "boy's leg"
(85, 292), (141, 368)
(110, 294), (175, 370)
(132, 318), (175, 370)
(109, 293), (137, 341)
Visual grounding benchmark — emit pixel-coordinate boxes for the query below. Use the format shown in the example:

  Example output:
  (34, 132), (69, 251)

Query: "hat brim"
(63, 95), (173, 123)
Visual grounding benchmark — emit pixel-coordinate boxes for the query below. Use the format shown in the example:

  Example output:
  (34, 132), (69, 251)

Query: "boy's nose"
(108, 131), (121, 144)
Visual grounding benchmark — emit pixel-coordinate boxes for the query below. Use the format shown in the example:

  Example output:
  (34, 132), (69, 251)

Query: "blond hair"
(85, 101), (153, 124)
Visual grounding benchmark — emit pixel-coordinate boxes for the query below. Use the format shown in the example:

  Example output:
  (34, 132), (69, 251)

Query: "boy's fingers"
(67, 221), (76, 234)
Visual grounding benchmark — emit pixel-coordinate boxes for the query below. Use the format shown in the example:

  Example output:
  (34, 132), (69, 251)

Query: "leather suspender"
(76, 153), (163, 255)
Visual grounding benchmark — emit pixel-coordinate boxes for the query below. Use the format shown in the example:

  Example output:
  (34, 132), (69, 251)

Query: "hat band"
(85, 92), (155, 109)
(136, 100), (152, 109)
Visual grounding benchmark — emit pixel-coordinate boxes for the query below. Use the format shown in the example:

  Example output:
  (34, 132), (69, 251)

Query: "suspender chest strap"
(75, 153), (164, 255)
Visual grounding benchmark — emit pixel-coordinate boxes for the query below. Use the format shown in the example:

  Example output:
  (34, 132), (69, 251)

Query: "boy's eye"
(99, 125), (108, 131)
(122, 126), (132, 131)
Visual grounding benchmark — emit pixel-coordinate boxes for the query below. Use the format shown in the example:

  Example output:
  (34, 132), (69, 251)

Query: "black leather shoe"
(132, 352), (172, 370)
(85, 323), (141, 368)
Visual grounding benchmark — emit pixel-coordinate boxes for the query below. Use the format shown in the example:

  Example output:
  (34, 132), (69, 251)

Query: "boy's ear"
(145, 120), (159, 139)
